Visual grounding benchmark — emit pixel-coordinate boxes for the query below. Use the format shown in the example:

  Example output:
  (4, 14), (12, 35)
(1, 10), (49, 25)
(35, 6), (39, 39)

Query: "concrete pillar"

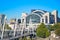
(52, 10), (58, 23)
(47, 12), (50, 24)
(43, 12), (50, 24)
(41, 18), (42, 23)
(44, 17), (45, 24)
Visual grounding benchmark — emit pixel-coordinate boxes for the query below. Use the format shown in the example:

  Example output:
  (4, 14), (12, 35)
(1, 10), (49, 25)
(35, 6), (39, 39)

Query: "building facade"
(9, 18), (17, 29)
(21, 9), (58, 24)
(18, 9), (58, 33)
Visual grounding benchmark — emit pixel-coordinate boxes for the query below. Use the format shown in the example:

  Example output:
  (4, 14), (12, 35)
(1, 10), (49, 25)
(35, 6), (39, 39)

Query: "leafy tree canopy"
(55, 29), (60, 36)
(36, 23), (50, 38)
(51, 23), (60, 31)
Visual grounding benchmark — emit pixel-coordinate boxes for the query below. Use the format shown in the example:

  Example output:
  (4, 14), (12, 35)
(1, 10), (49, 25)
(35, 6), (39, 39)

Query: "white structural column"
(24, 17), (26, 30)
(52, 10), (57, 23)
(44, 16), (46, 24)
(43, 13), (46, 24)
(1, 17), (6, 40)
(21, 12), (27, 35)
(40, 17), (42, 23)
(14, 19), (17, 36)
(29, 17), (34, 34)
(47, 12), (50, 24)
(43, 12), (50, 24)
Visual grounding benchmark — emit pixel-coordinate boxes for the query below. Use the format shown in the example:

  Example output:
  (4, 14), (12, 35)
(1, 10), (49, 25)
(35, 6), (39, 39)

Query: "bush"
(36, 23), (50, 38)
(53, 23), (60, 31)
(55, 29), (60, 36)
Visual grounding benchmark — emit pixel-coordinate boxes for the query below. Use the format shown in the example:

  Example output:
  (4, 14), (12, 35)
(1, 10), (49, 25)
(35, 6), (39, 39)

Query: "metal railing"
(0, 30), (36, 40)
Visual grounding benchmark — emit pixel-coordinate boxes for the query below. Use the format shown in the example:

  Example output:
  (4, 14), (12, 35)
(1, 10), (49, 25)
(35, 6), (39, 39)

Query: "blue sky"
(0, 0), (60, 20)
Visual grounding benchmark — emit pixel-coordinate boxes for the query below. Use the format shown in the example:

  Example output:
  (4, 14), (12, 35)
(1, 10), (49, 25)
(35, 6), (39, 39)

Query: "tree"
(23, 37), (27, 40)
(52, 23), (60, 31)
(47, 25), (52, 31)
(47, 23), (60, 31)
(36, 23), (50, 38)
(47, 25), (54, 31)
(48, 23), (60, 36)
(55, 29), (60, 36)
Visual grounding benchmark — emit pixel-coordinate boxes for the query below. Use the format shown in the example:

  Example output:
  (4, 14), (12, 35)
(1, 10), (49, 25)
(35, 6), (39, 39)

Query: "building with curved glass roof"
(19, 9), (58, 32)
(21, 9), (58, 24)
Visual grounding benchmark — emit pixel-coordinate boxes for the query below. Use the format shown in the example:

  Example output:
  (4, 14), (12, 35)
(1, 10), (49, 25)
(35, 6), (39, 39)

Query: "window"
(22, 19), (24, 23)
(45, 16), (48, 23)
(26, 14), (40, 23)
(42, 19), (44, 22)
(50, 15), (55, 24)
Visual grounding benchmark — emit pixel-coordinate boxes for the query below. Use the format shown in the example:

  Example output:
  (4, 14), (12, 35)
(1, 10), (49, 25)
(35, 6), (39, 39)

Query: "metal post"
(14, 19), (17, 36)
(14, 24), (15, 36)
(1, 17), (5, 40)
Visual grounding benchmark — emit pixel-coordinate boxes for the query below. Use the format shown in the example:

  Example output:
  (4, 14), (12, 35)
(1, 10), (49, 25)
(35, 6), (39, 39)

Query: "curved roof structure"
(31, 9), (47, 17)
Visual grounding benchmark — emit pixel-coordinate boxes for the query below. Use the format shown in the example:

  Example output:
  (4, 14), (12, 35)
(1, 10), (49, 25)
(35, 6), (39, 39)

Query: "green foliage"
(23, 37), (27, 40)
(54, 23), (60, 36)
(55, 29), (60, 36)
(47, 23), (60, 31)
(27, 38), (31, 40)
(19, 37), (32, 40)
(36, 23), (50, 38)
(5, 24), (12, 30)
(53, 23), (60, 30)
(47, 23), (60, 36)
(19, 37), (27, 40)
(51, 23), (60, 31)
(47, 25), (54, 31)
(47, 25), (52, 31)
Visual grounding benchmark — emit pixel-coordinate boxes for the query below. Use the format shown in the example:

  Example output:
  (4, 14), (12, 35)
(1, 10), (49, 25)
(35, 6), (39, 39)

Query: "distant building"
(10, 18), (16, 24)
(0, 14), (6, 27)
(9, 18), (16, 29)
(9, 9), (59, 31)
(19, 9), (58, 32)
(21, 9), (58, 24)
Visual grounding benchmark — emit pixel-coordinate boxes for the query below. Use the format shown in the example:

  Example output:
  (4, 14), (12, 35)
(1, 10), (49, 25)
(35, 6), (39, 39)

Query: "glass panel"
(26, 14), (40, 23)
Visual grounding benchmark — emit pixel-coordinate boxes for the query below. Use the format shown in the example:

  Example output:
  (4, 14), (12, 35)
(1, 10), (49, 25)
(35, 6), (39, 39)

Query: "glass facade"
(33, 12), (44, 17)
(50, 15), (55, 24)
(21, 10), (57, 24)
(26, 14), (40, 23)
